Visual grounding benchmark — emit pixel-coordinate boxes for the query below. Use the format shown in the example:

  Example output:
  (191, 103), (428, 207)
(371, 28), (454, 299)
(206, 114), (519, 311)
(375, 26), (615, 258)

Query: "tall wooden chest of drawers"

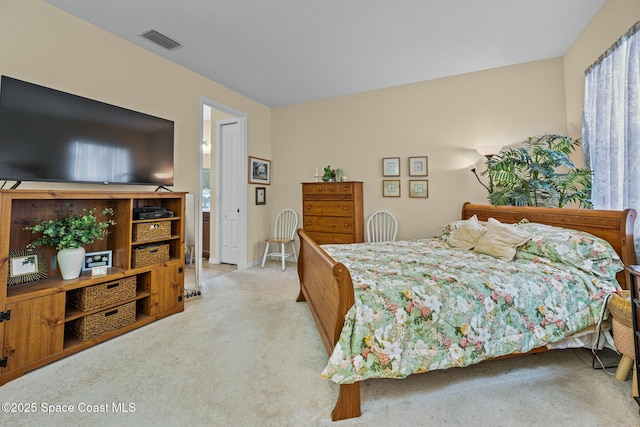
(302, 182), (364, 244)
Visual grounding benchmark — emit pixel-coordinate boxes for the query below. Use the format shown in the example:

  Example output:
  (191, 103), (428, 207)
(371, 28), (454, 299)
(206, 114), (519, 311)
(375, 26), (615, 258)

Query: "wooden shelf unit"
(0, 190), (186, 385)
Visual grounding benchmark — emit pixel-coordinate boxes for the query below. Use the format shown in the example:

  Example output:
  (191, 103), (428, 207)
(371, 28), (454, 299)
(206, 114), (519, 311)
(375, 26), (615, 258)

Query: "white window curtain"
(583, 21), (640, 257)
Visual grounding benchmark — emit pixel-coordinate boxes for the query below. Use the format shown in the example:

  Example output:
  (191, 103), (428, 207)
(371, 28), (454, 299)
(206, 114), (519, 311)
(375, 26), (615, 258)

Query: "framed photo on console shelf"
(83, 250), (112, 271)
(7, 249), (47, 286)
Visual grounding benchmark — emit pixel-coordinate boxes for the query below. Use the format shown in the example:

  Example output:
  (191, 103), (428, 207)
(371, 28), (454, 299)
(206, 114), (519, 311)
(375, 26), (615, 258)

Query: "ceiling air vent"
(139, 29), (183, 50)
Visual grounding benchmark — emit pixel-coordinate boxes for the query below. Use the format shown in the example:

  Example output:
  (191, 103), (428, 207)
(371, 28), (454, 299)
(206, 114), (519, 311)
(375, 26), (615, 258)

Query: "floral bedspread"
(320, 238), (620, 384)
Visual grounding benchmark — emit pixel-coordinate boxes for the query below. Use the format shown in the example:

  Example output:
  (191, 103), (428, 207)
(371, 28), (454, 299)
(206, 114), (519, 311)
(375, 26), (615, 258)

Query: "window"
(583, 21), (640, 257)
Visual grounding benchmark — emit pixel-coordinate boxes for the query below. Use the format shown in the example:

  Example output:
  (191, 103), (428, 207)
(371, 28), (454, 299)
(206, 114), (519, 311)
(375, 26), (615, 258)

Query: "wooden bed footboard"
(296, 228), (361, 420)
(297, 203), (637, 421)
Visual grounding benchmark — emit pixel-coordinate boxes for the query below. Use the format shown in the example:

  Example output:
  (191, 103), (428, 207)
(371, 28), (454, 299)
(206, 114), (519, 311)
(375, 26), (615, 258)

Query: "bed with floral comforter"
(296, 203), (637, 421)
(320, 220), (624, 385)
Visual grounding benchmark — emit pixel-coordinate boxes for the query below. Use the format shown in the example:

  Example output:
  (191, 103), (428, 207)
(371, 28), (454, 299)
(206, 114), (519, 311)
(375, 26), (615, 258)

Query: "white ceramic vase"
(57, 247), (85, 280)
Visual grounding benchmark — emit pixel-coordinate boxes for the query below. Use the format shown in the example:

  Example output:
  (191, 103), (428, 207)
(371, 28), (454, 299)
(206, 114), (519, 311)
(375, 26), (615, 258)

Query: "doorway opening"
(194, 99), (248, 293)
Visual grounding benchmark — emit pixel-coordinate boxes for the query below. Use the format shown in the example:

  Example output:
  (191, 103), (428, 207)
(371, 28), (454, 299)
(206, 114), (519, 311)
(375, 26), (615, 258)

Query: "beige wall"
(0, 0), (272, 265)
(272, 59), (568, 239)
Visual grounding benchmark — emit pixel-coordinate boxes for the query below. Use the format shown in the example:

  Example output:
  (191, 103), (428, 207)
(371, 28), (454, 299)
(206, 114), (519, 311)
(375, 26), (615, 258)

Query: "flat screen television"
(0, 76), (174, 187)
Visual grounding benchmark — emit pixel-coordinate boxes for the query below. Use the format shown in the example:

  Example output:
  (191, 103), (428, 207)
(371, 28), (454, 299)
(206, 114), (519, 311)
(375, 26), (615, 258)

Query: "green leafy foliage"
(24, 204), (116, 250)
(322, 165), (335, 182)
(485, 134), (592, 208)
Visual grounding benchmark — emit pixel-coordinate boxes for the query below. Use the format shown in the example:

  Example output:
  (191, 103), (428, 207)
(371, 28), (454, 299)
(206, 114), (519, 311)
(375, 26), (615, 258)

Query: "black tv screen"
(0, 76), (174, 186)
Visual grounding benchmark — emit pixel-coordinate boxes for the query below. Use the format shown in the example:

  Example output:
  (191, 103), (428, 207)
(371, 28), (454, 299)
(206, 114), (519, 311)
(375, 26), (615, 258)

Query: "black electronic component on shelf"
(133, 207), (174, 220)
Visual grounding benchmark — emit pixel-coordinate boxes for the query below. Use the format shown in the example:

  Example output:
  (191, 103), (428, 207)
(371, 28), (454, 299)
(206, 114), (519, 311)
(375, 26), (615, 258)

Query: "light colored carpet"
(1, 261), (639, 426)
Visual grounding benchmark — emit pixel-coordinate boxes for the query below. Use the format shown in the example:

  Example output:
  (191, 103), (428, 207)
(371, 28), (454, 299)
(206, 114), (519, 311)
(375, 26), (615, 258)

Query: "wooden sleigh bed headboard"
(461, 203), (638, 289)
(296, 203), (637, 421)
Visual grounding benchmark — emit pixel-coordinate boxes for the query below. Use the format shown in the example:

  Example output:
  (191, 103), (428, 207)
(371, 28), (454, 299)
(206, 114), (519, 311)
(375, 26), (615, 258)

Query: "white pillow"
(473, 217), (532, 260)
(447, 215), (486, 250)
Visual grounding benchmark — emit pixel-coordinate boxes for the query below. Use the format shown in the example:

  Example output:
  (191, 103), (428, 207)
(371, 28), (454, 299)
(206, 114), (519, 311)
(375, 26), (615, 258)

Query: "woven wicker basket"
(608, 290), (635, 360)
(68, 276), (137, 311)
(66, 301), (136, 341)
(132, 244), (170, 268)
(608, 290), (632, 328)
(133, 221), (171, 241)
(612, 317), (635, 359)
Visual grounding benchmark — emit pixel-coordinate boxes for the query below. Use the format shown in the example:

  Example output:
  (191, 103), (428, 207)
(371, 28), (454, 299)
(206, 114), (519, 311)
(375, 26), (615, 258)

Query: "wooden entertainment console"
(0, 190), (186, 385)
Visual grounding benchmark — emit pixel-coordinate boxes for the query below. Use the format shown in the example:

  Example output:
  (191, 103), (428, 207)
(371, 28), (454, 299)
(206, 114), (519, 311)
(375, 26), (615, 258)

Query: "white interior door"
(200, 97), (248, 272)
(219, 119), (242, 264)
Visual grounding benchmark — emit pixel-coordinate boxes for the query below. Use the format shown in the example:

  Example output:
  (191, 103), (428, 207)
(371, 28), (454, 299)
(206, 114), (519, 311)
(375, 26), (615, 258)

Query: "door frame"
(198, 97), (248, 274)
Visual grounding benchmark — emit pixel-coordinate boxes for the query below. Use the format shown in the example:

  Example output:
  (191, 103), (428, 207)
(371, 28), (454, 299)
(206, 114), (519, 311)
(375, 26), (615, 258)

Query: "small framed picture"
(256, 187), (266, 205)
(91, 266), (108, 277)
(8, 249), (47, 286)
(382, 157), (400, 177)
(83, 250), (112, 271)
(409, 180), (429, 198)
(383, 180), (401, 197)
(249, 156), (271, 185)
(409, 156), (428, 176)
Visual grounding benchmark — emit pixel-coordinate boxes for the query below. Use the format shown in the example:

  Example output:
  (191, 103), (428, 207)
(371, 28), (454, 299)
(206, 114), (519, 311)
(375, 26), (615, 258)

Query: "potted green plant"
(24, 205), (116, 279)
(322, 165), (335, 182)
(485, 134), (592, 208)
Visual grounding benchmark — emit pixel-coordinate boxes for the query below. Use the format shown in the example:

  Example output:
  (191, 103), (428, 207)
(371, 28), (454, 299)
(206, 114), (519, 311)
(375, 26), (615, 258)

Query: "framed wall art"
(82, 250), (112, 272)
(256, 187), (266, 205)
(409, 180), (429, 198)
(382, 180), (401, 197)
(8, 248), (47, 286)
(409, 156), (428, 176)
(249, 156), (271, 185)
(382, 157), (400, 177)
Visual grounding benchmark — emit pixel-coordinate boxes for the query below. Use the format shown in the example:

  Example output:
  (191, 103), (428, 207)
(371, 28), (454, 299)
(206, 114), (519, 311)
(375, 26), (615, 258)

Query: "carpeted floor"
(1, 261), (639, 426)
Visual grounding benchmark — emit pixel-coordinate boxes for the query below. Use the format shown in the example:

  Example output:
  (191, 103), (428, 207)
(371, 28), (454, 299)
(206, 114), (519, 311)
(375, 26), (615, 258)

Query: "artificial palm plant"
(485, 134), (592, 208)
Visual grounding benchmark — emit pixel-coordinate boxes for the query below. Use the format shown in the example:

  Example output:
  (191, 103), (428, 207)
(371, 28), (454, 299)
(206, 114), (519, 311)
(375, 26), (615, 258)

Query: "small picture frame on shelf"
(256, 187), (266, 205)
(382, 157), (400, 177)
(8, 249), (47, 286)
(91, 266), (108, 277)
(409, 180), (429, 198)
(249, 156), (271, 185)
(409, 156), (428, 176)
(383, 180), (401, 197)
(82, 250), (112, 272)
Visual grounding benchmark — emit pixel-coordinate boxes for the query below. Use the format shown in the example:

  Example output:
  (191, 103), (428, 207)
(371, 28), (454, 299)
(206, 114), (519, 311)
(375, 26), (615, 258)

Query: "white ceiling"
(43, 0), (605, 108)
